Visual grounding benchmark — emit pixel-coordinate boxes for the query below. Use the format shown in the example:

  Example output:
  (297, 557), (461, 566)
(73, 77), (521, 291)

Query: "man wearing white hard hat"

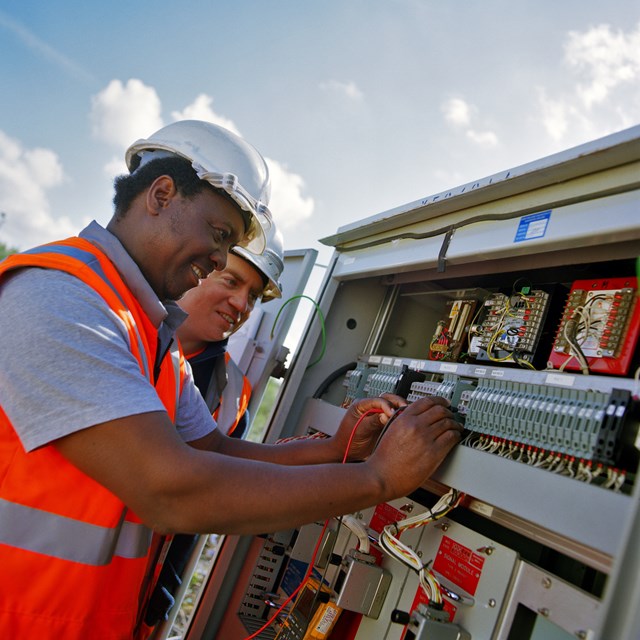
(178, 224), (285, 438)
(0, 120), (462, 639)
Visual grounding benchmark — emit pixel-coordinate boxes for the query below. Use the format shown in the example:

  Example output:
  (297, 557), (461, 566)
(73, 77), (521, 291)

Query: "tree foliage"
(0, 241), (18, 260)
(0, 213), (18, 259)
(1, 242), (16, 260)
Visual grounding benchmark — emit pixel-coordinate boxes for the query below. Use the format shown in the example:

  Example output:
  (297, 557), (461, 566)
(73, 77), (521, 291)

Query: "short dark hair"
(112, 156), (216, 218)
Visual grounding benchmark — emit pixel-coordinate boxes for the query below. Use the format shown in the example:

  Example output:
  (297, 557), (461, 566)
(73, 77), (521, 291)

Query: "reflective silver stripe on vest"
(170, 344), (181, 425)
(0, 498), (152, 566)
(216, 358), (246, 435)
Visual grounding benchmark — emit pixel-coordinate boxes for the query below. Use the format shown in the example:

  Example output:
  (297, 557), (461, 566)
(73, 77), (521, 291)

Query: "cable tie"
(437, 227), (455, 273)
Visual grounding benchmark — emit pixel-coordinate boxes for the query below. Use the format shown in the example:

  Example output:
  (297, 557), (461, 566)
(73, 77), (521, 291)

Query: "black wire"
(372, 405), (407, 452)
(337, 210), (539, 253)
(511, 277), (533, 296)
(312, 362), (357, 399)
(584, 294), (608, 308)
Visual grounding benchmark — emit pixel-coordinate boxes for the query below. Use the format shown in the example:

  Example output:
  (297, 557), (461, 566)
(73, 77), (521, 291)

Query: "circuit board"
(548, 277), (639, 375)
(428, 299), (478, 362)
(468, 290), (550, 367)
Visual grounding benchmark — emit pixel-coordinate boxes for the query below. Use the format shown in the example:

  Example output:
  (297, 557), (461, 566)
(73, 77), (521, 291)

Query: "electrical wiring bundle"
(378, 488), (463, 604)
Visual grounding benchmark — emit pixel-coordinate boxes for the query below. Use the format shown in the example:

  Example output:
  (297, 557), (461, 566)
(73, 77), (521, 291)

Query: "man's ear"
(146, 175), (177, 215)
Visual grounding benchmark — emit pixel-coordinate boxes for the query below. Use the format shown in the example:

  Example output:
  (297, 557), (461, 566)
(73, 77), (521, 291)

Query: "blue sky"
(1, 1), (639, 265)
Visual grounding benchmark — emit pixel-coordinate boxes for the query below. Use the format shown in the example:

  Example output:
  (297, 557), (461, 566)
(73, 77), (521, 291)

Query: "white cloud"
(87, 85), (315, 232)
(566, 22), (640, 108)
(319, 79), (364, 101)
(466, 129), (499, 148)
(103, 155), (128, 178)
(536, 88), (593, 141)
(443, 97), (471, 127)
(538, 22), (640, 143)
(171, 94), (240, 135)
(537, 91), (569, 141)
(90, 79), (163, 149)
(265, 158), (314, 230)
(0, 129), (77, 248)
(172, 94), (315, 231)
(442, 97), (499, 148)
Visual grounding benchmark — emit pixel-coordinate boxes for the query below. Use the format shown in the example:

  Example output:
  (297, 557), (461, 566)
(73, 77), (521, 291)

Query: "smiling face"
(142, 180), (247, 302)
(177, 252), (265, 353)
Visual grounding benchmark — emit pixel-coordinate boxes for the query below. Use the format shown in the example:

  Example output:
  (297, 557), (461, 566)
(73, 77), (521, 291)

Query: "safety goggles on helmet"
(231, 225), (284, 302)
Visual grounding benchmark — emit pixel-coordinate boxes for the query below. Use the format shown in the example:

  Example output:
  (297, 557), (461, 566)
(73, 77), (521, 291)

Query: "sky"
(1, 0), (639, 271)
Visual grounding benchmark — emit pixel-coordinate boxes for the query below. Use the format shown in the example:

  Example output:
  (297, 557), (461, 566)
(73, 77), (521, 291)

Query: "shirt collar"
(78, 220), (188, 329)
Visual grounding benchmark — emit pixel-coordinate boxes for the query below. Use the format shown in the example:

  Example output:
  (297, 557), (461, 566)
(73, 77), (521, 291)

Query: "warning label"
(432, 535), (485, 596)
(369, 502), (405, 534)
(368, 503), (407, 564)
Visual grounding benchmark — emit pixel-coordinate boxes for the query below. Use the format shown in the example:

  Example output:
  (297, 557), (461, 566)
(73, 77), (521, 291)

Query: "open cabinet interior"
(184, 127), (640, 640)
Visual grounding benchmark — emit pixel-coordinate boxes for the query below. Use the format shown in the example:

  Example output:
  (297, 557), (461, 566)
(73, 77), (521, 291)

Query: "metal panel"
(494, 560), (600, 640)
(432, 445), (630, 558)
(594, 469), (640, 640)
(351, 498), (432, 640)
(403, 519), (518, 640)
(265, 269), (390, 442)
(330, 188), (640, 281)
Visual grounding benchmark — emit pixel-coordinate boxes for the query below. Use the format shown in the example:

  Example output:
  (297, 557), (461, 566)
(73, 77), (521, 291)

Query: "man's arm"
(54, 397), (461, 536)
(187, 393), (407, 464)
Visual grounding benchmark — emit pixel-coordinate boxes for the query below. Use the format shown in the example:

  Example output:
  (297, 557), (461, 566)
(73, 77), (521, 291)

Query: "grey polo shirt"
(0, 221), (216, 451)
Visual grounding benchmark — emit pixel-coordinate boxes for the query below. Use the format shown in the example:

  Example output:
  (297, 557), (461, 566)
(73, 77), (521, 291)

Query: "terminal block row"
(342, 358), (635, 470)
(342, 360), (424, 406)
(407, 374), (476, 414)
(342, 362), (371, 407)
(464, 378), (632, 464)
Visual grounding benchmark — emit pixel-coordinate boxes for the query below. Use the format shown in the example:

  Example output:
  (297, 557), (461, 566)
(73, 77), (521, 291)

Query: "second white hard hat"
(232, 225), (284, 301)
(126, 120), (273, 254)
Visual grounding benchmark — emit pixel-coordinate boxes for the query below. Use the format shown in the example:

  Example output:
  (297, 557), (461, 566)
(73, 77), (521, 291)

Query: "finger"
(378, 399), (454, 430)
(380, 393), (408, 408)
(399, 395), (451, 416)
(428, 417), (464, 439)
(378, 405), (405, 426)
(429, 425), (464, 458)
(354, 396), (395, 418)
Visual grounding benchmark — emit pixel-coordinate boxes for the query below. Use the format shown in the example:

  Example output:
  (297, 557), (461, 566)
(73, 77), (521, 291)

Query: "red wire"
(243, 408), (384, 639)
(342, 408), (384, 463)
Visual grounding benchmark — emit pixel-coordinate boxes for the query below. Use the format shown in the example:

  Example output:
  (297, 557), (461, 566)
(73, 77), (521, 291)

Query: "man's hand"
(332, 393), (407, 461)
(330, 393), (408, 462)
(366, 396), (463, 501)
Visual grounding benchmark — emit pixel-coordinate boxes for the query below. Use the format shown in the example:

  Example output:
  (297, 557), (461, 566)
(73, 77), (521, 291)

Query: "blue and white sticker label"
(514, 210), (551, 243)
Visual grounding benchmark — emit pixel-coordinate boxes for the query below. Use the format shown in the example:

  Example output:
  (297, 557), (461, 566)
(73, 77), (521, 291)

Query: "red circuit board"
(548, 276), (639, 375)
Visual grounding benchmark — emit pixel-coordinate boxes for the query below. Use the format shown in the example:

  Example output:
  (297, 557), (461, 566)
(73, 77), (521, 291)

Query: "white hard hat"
(232, 225), (284, 301)
(126, 120), (272, 254)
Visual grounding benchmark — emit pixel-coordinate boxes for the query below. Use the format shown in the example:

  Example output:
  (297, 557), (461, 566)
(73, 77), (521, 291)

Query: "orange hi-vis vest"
(214, 352), (252, 436)
(0, 238), (185, 639)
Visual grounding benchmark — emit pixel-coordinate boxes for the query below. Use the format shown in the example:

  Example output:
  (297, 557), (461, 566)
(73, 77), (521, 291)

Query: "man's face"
(151, 187), (246, 301)
(179, 253), (265, 342)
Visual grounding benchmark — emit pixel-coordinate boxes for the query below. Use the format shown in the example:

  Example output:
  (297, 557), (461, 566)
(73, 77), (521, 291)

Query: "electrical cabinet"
(187, 126), (640, 640)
